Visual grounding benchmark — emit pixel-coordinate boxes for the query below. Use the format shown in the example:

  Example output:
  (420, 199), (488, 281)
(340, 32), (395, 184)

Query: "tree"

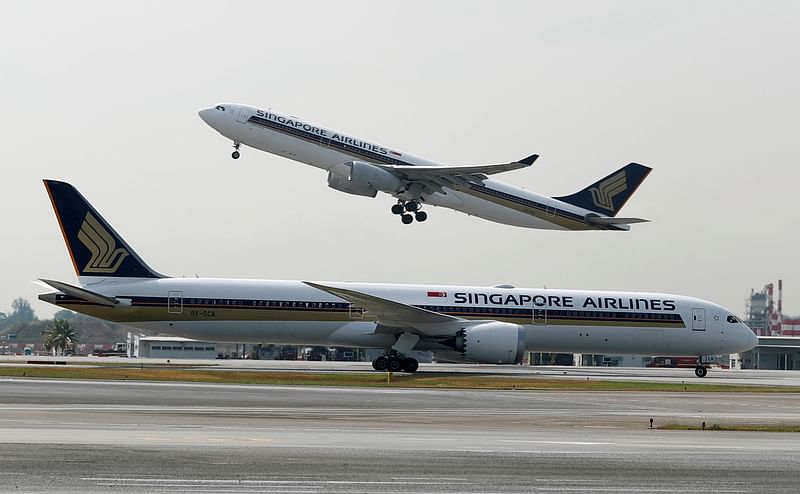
(53, 309), (77, 321)
(43, 319), (80, 356)
(10, 298), (36, 323)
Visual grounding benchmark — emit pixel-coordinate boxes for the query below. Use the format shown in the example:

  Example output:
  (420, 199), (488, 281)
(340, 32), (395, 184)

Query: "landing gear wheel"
(372, 356), (388, 371)
(391, 203), (405, 215)
(231, 142), (241, 160)
(401, 214), (413, 225)
(387, 356), (402, 372)
(694, 366), (708, 378)
(231, 151), (240, 159)
(405, 200), (420, 212)
(414, 211), (427, 222)
(401, 358), (419, 373)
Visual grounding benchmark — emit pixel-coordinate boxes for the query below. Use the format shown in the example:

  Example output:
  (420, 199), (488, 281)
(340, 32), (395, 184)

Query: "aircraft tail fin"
(43, 180), (165, 279)
(554, 163), (651, 217)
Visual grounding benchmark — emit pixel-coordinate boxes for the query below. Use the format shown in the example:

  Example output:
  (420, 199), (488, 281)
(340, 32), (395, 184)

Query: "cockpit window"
(215, 105), (225, 111)
(727, 315), (741, 323)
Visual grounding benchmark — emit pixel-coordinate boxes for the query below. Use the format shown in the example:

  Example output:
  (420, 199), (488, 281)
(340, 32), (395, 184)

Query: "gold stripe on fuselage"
(58, 303), (684, 329)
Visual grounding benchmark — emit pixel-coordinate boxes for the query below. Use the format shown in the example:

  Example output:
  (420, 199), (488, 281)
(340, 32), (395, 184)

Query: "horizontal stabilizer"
(585, 215), (650, 226)
(38, 279), (119, 307)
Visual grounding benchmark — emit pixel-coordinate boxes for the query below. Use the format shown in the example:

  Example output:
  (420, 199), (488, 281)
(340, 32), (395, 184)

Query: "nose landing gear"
(391, 200), (428, 225)
(231, 142), (241, 159)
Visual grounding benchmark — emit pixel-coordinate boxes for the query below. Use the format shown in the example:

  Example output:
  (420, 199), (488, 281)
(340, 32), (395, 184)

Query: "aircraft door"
(532, 306), (547, 325)
(236, 107), (250, 123)
(168, 291), (183, 314)
(692, 308), (706, 331)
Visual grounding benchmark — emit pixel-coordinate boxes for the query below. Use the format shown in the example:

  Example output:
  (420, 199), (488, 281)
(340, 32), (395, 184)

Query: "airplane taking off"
(199, 104), (652, 231)
(38, 180), (756, 377)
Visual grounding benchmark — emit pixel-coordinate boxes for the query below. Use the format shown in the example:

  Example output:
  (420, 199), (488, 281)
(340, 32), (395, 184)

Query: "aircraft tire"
(232, 151), (240, 159)
(414, 211), (427, 222)
(694, 366), (708, 378)
(387, 356), (403, 372)
(401, 214), (413, 225)
(372, 356), (388, 371)
(391, 204), (405, 215)
(405, 200), (419, 212)
(401, 358), (419, 373)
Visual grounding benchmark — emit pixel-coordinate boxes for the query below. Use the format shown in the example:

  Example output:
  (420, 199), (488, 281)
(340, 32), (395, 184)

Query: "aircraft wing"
(303, 281), (463, 327)
(38, 279), (120, 307)
(373, 154), (538, 193)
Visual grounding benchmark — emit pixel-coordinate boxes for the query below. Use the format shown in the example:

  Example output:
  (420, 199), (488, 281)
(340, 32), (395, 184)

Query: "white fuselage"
(46, 277), (757, 358)
(198, 104), (606, 230)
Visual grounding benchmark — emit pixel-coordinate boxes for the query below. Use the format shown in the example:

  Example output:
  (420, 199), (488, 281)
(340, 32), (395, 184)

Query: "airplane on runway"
(38, 180), (756, 377)
(199, 104), (652, 231)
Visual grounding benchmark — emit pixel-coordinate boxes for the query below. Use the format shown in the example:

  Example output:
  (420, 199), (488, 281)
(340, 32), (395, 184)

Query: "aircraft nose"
(198, 108), (214, 125)
(743, 325), (758, 351)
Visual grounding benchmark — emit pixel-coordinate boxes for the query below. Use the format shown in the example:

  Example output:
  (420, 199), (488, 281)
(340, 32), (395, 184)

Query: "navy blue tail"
(44, 180), (164, 278)
(554, 163), (651, 217)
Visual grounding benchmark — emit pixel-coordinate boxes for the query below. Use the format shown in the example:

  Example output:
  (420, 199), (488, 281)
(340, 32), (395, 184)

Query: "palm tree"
(43, 319), (80, 355)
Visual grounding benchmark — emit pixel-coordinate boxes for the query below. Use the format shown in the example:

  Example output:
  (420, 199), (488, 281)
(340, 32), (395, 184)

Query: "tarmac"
(4, 355), (800, 386)
(0, 371), (799, 492)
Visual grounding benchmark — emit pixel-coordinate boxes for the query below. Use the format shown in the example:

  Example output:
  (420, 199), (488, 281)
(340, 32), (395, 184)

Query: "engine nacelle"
(455, 322), (525, 364)
(327, 172), (378, 198)
(329, 161), (402, 194)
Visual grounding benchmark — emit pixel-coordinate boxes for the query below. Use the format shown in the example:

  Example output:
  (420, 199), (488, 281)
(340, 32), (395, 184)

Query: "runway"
(5, 355), (800, 387)
(0, 378), (799, 492)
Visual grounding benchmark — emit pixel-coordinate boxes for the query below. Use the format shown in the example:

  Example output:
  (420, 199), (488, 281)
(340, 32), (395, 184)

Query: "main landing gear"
(391, 200), (427, 225)
(231, 142), (241, 160)
(372, 351), (419, 373)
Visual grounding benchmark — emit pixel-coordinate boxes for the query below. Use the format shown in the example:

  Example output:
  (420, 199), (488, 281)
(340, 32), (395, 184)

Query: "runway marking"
(501, 440), (615, 445)
(80, 477), (469, 483)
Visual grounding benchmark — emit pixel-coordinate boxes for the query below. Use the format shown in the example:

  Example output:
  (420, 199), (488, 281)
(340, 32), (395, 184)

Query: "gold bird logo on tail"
(589, 171), (627, 212)
(77, 212), (129, 273)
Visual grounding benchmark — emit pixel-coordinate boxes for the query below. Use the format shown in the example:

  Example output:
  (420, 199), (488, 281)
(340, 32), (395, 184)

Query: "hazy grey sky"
(2, 1), (799, 319)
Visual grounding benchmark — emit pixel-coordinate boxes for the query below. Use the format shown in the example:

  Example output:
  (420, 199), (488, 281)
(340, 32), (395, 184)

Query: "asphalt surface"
(5, 355), (800, 387)
(0, 378), (799, 492)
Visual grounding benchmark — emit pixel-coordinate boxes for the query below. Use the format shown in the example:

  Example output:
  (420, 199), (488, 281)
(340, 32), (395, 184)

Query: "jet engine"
(327, 172), (378, 197)
(328, 161), (403, 195)
(452, 322), (526, 364)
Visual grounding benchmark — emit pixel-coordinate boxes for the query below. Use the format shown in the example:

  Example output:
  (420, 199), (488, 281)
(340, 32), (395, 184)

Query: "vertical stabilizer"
(43, 180), (165, 279)
(554, 163), (651, 217)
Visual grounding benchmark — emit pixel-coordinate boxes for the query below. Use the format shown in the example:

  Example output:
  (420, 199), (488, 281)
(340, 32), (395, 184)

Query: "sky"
(1, 0), (799, 320)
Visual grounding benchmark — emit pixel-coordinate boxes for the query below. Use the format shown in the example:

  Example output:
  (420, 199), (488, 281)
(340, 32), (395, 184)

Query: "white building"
(127, 333), (216, 359)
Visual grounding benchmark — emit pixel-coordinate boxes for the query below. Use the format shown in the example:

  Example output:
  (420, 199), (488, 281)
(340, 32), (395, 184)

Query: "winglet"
(518, 154), (539, 166)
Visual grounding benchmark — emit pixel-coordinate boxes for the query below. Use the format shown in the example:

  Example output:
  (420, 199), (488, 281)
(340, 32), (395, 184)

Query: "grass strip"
(0, 366), (798, 392)
(660, 423), (800, 432)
